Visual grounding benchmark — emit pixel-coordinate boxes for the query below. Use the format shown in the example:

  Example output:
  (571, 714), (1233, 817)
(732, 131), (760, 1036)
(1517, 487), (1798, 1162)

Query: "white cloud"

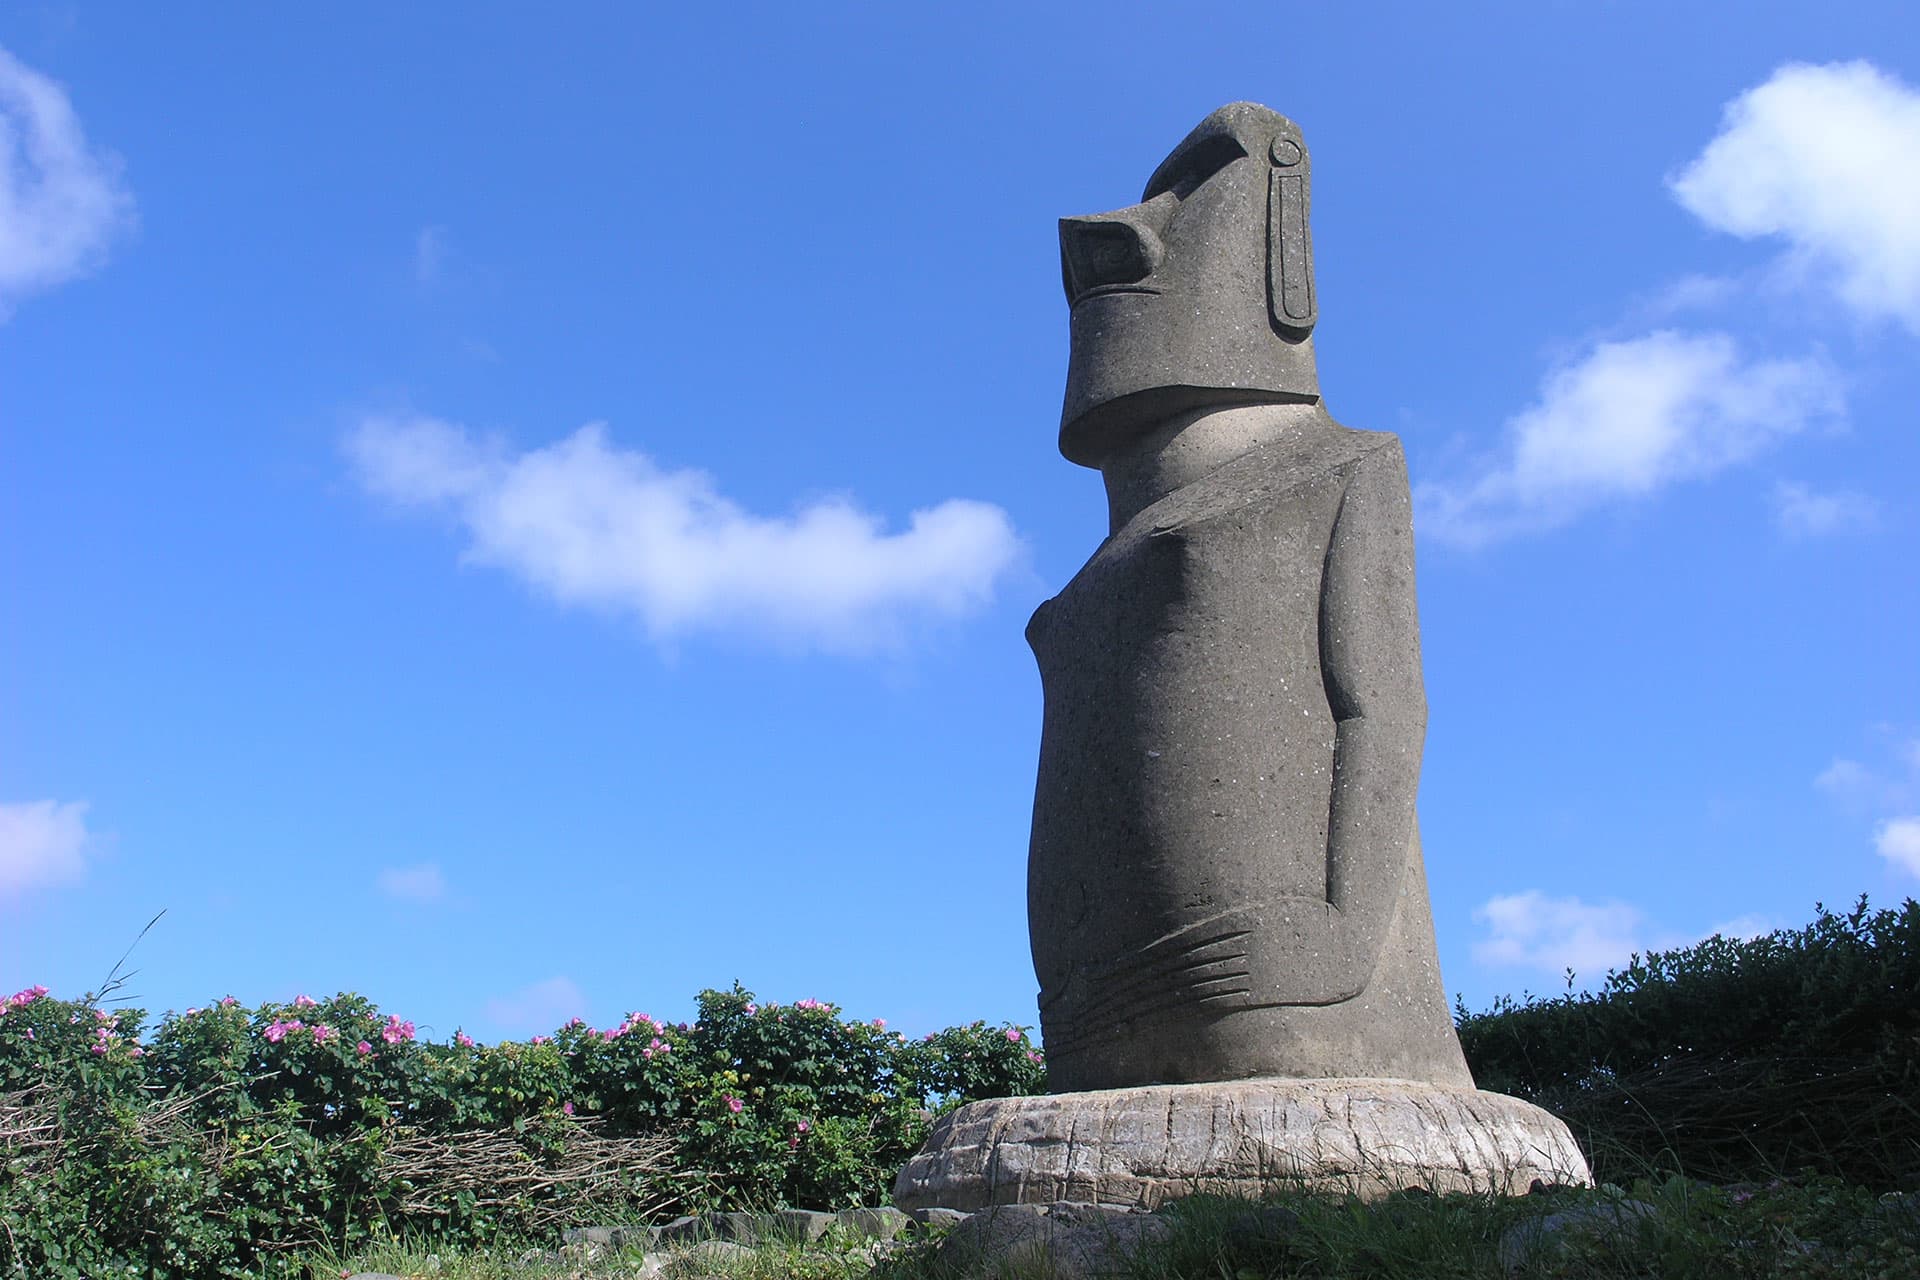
(1815, 740), (1920, 815)
(482, 976), (587, 1036)
(1816, 757), (1883, 811)
(0, 45), (133, 315)
(1471, 891), (1650, 980)
(0, 799), (90, 893)
(375, 862), (446, 902)
(1703, 914), (1778, 943)
(414, 225), (447, 284)
(1875, 817), (1920, 878)
(1771, 482), (1880, 537)
(1641, 273), (1741, 319)
(346, 416), (1024, 654)
(1671, 61), (1920, 334)
(1417, 331), (1842, 545)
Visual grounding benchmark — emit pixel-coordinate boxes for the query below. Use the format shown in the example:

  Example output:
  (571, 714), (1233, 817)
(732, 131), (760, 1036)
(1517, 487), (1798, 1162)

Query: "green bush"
(0, 980), (1045, 1279)
(1457, 895), (1920, 1190)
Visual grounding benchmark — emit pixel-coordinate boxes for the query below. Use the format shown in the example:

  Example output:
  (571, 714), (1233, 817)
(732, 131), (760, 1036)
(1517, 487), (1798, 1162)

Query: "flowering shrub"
(0, 980), (1045, 1278)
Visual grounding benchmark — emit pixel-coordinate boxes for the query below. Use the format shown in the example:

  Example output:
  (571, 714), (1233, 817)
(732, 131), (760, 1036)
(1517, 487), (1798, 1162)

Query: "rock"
(936, 1201), (1170, 1280)
(898, 1077), (1591, 1211)
(515, 1247), (563, 1269)
(836, 1205), (909, 1240)
(654, 1214), (705, 1244)
(562, 1225), (618, 1245)
(665, 1239), (754, 1274)
(909, 1205), (972, 1231)
(766, 1208), (836, 1243)
(1496, 1199), (1656, 1275)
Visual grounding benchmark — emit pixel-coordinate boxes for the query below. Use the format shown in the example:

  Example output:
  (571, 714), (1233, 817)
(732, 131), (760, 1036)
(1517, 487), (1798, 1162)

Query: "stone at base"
(894, 1078), (1591, 1212)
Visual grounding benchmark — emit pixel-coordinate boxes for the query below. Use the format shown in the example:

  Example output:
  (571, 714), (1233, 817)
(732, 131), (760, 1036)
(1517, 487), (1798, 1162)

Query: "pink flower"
(185, 1008), (199, 1017)
(24, 1028), (33, 1041)
(1026, 1051), (1044, 1063)
(725, 1094), (743, 1114)
(562, 1101), (575, 1116)
(381, 1015), (415, 1044)
(356, 1040), (373, 1055)
(567, 1017), (584, 1029)
(312, 1024), (334, 1044)
(1005, 1028), (1021, 1042)
(265, 1022), (288, 1043)
(293, 994), (317, 1008)
(744, 1004), (756, 1015)
(220, 996), (237, 1007)
(872, 1018), (886, 1029)
(90, 1043), (106, 1055)
(796, 1119), (810, 1133)
(532, 1035), (551, 1045)
(789, 1136), (800, 1149)
(129, 1045), (144, 1057)
(456, 1031), (474, 1048)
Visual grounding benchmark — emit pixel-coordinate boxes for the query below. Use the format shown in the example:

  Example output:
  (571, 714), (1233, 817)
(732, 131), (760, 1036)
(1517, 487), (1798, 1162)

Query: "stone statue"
(1030, 101), (1470, 1093)
(896, 104), (1589, 1211)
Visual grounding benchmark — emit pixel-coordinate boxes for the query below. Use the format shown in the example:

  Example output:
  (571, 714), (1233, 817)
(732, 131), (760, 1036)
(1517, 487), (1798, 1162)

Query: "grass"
(311, 1172), (1920, 1280)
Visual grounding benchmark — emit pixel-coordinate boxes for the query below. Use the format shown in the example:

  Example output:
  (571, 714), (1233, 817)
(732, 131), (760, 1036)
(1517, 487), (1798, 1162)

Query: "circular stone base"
(894, 1078), (1591, 1211)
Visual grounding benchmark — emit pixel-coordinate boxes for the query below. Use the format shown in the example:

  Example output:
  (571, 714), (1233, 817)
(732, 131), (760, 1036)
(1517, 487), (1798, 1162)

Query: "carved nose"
(1059, 198), (1172, 301)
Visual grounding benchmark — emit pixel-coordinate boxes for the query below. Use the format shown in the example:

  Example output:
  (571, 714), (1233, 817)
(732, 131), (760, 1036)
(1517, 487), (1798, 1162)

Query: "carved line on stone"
(1039, 924), (1257, 1054)
(1267, 135), (1316, 339)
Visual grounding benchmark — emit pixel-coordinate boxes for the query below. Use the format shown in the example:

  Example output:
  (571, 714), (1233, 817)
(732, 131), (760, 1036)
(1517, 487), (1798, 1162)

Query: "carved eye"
(1143, 133), (1248, 202)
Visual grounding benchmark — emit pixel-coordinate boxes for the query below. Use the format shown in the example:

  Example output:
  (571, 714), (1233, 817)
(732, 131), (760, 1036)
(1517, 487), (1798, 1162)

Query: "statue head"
(1058, 102), (1321, 467)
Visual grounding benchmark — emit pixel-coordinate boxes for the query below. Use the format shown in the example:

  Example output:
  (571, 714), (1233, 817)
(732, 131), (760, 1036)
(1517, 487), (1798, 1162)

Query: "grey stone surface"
(1495, 1199), (1656, 1275)
(665, 1238), (754, 1273)
(909, 1204), (973, 1230)
(768, 1207), (836, 1242)
(1031, 101), (1469, 1092)
(936, 1202), (1171, 1280)
(1058, 102), (1321, 467)
(895, 1078), (1592, 1211)
(835, 1204), (910, 1240)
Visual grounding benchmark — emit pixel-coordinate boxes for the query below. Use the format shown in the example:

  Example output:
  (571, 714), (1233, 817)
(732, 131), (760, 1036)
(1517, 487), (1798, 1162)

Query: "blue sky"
(4, 3), (1917, 1046)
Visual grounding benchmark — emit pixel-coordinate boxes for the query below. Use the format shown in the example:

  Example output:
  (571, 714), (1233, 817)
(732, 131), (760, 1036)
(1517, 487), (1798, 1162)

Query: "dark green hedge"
(1457, 896), (1920, 1190)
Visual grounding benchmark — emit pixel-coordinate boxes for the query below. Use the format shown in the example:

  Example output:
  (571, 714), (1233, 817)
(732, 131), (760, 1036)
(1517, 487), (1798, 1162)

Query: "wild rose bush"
(0, 980), (1045, 1279)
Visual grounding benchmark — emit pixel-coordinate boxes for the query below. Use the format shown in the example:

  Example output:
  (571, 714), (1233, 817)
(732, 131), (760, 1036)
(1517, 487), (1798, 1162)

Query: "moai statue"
(1029, 101), (1471, 1093)
(896, 104), (1590, 1211)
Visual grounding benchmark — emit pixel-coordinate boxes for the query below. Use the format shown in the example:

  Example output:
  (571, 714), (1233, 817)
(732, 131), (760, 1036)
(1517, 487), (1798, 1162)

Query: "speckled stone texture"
(1034, 104), (1471, 1094)
(894, 1079), (1592, 1212)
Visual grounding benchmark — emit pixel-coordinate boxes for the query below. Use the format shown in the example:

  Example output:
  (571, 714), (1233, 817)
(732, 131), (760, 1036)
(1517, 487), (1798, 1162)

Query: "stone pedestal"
(895, 1078), (1590, 1211)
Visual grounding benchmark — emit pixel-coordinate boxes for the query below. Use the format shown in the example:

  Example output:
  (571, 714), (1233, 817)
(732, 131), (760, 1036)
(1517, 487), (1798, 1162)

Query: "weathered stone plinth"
(895, 1078), (1590, 1212)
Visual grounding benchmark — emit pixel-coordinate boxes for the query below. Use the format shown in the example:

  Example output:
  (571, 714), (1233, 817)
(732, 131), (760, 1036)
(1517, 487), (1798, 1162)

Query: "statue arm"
(1315, 436), (1426, 999)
